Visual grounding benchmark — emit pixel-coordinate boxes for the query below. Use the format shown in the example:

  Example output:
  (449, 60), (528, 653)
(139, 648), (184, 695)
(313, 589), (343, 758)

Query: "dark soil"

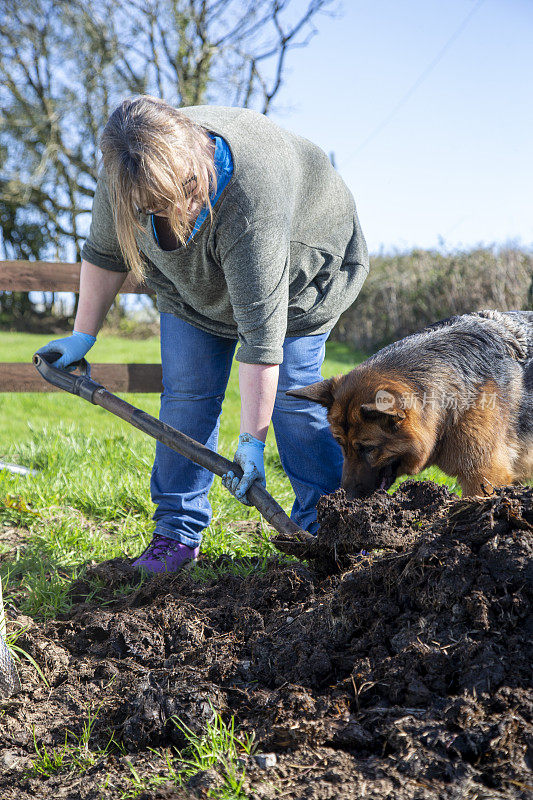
(0, 480), (531, 799)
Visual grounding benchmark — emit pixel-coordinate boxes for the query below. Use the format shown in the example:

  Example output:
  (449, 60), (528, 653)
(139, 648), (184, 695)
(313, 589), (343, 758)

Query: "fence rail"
(0, 260), (163, 393)
(0, 259), (152, 294)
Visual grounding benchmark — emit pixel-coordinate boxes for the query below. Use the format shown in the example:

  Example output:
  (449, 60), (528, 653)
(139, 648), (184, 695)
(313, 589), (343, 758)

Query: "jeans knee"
(162, 389), (226, 403)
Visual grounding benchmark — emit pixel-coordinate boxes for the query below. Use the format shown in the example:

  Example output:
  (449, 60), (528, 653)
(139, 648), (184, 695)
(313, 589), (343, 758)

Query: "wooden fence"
(0, 260), (163, 393)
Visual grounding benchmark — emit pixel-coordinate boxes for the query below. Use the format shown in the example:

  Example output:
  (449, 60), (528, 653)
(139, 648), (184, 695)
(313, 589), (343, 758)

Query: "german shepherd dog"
(288, 310), (533, 497)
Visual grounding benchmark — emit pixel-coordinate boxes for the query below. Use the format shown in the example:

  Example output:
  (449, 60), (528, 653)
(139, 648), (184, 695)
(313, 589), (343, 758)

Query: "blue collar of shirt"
(151, 133), (234, 246)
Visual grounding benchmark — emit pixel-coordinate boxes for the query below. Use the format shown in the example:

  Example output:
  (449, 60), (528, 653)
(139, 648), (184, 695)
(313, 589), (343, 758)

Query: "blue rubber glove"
(222, 433), (266, 506)
(36, 331), (96, 370)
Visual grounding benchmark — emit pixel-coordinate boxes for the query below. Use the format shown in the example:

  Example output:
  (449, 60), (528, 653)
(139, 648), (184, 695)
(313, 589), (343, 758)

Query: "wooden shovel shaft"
(91, 388), (313, 541)
(32, 353), (314, 543)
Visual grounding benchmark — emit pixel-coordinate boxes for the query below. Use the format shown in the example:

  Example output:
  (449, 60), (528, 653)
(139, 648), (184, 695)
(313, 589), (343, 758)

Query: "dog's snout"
(341, 482), (372, 501)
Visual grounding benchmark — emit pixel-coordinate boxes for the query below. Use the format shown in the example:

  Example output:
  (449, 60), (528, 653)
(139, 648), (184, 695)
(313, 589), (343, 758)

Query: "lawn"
(0, 331), (459, 621)
(0, 330), (477, 799)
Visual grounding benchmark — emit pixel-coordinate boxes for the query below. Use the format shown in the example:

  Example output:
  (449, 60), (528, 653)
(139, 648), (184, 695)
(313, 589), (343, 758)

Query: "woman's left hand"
(222, 433), (266, 506)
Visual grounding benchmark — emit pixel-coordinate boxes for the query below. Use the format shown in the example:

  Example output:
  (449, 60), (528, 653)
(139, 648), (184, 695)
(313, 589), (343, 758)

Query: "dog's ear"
(360, 402), (406, 428)
(286, 377), (338, 409)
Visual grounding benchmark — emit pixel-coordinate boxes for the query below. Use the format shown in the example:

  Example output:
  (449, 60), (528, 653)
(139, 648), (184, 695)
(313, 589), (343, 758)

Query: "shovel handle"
(32, 353), (311, 541)
(90, 388), (309, 539)
(33, 352), (101, 400)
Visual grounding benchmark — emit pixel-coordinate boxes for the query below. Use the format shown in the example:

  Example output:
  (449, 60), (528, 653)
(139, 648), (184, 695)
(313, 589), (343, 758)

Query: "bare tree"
(123, 0), (336, 113)
(0, 0), (336, 319)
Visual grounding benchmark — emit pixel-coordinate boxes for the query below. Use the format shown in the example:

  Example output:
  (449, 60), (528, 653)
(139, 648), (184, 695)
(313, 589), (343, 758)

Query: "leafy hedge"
(334, 247), (533, 352)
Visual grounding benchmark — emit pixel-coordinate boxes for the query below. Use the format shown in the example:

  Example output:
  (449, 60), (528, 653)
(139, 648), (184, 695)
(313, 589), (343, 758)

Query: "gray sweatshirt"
(82, 105), (369, 364)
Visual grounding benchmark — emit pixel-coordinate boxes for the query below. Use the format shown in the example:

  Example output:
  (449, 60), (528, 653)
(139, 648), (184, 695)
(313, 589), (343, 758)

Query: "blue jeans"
(151, 313), (343, 547)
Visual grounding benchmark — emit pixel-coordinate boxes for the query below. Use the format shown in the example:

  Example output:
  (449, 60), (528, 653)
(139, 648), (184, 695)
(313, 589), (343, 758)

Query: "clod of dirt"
(314, 479), (458, 572)
(0, 481), (531, 800)
(272, 479), (457, 569)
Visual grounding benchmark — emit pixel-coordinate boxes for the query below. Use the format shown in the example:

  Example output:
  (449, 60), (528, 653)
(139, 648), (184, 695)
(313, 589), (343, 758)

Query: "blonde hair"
(99, 95), (217, 281)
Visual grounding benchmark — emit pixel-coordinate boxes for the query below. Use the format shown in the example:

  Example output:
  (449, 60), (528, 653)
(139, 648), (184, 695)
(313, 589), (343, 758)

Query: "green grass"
(26, 683), (254, 797)
(5, 619), (49, 686)
(28, 701), (120, 779)
(0, 332), (164, 442)
(121, 712), (255, 799)
(0, 333), (360, 444)
(0, 332), (459, 622)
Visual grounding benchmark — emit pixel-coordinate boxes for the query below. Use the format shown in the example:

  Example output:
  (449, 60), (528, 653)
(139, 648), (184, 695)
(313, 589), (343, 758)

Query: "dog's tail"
(474, 309), (533, 362)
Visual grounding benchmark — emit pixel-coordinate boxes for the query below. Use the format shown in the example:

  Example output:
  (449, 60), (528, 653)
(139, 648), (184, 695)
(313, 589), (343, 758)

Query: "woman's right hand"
(36, 331), (96, 370)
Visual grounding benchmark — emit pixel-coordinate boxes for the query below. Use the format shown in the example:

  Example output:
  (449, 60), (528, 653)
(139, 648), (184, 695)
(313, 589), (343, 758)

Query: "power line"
(342, 0), (486, 165)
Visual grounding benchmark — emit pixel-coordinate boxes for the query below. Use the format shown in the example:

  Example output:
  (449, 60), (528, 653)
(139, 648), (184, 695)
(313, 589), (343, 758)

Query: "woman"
(37, 95), (369, 574)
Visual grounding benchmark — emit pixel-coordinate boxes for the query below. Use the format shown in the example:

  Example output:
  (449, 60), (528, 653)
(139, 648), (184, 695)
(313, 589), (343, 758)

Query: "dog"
(287, 310), (533, 498)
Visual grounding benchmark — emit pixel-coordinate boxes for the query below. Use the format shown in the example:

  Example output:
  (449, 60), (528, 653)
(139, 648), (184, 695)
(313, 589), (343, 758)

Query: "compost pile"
(0, 481), (531, 800)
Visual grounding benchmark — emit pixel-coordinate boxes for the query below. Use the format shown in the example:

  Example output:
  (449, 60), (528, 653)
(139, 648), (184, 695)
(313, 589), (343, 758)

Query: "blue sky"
(268, 0), (533, 253)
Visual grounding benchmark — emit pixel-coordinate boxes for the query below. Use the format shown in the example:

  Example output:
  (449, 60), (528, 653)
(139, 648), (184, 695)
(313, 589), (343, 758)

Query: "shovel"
(33, 353), (315, 546)
(0, 576), (21, 699)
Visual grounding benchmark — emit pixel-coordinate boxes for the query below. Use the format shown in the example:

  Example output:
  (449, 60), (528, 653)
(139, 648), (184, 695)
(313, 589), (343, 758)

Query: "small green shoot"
(28, 702), (114, 778)
(172, 710), (255, 797)
(30, 728), (70, 777)
(5, 621), (49, 687)
(120, 711), (255, 799)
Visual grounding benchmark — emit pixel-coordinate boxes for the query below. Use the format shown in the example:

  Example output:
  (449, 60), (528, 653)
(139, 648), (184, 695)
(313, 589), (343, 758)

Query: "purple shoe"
(133, 534), (199, 575)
